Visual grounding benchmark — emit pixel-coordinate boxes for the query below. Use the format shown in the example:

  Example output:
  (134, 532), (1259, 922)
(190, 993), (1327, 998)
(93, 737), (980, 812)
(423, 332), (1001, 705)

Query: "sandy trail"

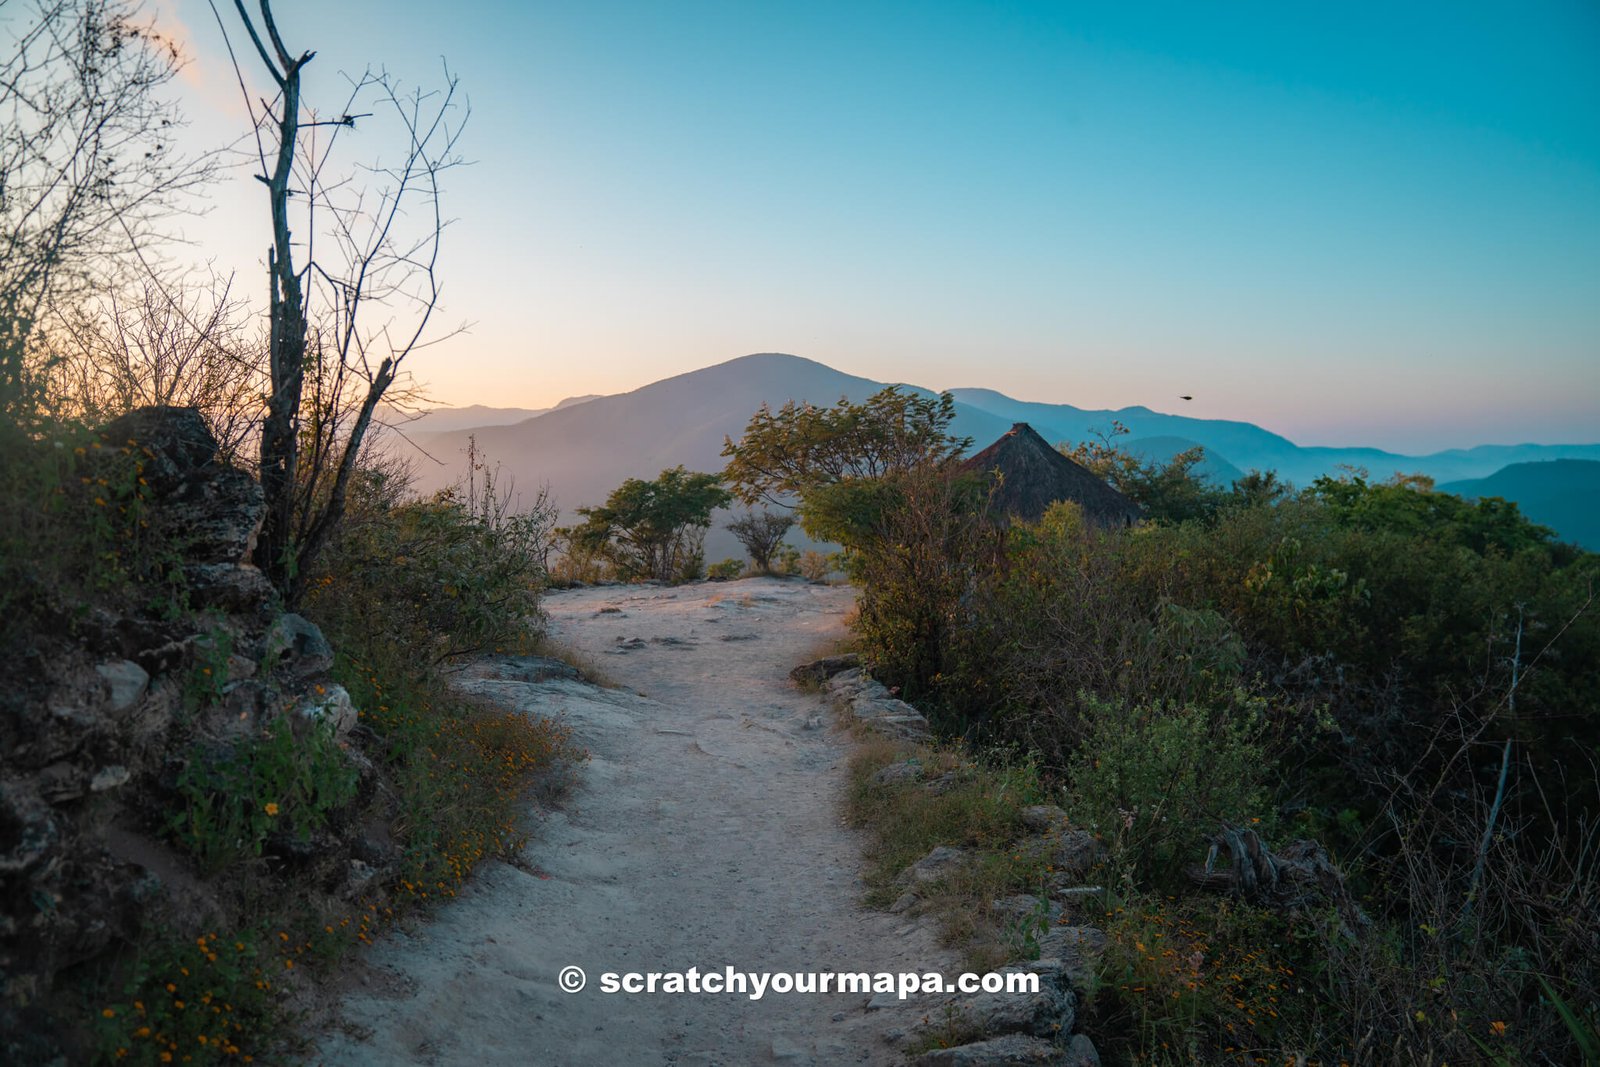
(316, 577), (953, 1066)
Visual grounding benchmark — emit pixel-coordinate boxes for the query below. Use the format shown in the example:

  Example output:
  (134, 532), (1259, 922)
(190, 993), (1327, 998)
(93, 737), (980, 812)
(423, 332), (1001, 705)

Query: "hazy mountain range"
(1440, 461), (1600, 550)
(388, 353), (1600, 554)
(383, 395), (602, 436)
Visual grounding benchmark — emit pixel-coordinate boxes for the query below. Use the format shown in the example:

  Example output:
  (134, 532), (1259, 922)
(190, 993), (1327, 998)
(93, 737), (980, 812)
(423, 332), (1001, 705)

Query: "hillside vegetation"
(724, 388), (1600, 1065)
(0, 3), (576, 1061)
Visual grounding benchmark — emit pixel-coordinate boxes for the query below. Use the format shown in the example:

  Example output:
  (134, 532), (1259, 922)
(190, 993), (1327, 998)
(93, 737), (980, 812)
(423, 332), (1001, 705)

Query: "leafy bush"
(830, 436), (1600, 1064)
(706, 557), (744, 580)
(304, 465), (551, 664)
(169, 717), (359, 873)
(798, 549), (831, 582)
(1064, 693), (1271, 888)
(0, 420), (189, 645)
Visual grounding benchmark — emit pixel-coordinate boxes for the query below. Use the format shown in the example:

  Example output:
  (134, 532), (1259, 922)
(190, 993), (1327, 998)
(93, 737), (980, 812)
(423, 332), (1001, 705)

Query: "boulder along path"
(316, 577), (958, 1066)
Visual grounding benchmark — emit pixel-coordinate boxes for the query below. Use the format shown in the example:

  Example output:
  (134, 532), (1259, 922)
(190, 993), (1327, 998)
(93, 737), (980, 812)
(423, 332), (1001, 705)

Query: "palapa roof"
(959, 422), (1142, 527)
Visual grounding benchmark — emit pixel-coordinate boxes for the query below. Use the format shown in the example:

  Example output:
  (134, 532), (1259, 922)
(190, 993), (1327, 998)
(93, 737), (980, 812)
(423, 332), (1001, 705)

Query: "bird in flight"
(1178, 395), (1193, 401)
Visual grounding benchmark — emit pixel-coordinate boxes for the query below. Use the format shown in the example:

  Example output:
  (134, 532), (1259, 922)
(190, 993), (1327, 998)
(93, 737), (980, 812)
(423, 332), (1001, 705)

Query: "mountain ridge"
(393, 353), (1599, 554)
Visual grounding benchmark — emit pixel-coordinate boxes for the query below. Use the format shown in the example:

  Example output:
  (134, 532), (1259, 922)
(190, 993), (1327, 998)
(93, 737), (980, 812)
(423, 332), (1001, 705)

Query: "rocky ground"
(314, 578), (971, 1066)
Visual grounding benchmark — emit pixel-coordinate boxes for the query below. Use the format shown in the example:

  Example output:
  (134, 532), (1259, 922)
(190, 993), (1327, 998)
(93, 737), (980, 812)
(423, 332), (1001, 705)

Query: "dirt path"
(315, 577), (955, 1066)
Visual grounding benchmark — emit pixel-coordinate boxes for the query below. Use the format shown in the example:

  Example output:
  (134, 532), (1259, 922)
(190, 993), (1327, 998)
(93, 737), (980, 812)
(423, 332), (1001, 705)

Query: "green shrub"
(1064, 693), (1270, 888)
(304, 468), (550, 664)
(169, 716), (359, 873)
(567, 466), (730, 582)
(0, 421), (188, 646)
(707, 557), (744, 580)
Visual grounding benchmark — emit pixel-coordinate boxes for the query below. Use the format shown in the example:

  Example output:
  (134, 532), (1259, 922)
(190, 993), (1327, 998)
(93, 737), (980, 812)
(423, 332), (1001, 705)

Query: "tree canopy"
(568, 467), (732, 582)
(720, 386), (971, 509)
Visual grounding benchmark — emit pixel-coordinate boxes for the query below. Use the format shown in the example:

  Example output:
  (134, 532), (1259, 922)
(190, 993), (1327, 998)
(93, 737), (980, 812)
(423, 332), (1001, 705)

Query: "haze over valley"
(392, 353), (1600, 554)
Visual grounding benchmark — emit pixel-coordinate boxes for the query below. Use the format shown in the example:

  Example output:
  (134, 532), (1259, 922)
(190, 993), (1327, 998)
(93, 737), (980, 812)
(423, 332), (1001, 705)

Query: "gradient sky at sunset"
(156, 0), (1599, 452)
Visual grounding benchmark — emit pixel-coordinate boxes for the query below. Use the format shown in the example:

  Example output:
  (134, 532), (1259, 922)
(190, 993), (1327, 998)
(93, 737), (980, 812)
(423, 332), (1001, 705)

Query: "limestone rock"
(889, 891), (920, 914)
(1035, 926), (1106, 987)
(897, 846), (970, 888)
(825, 668), (931, 740)
(483, 656), (582, 684)
(914, 1034), (1067, 1067)
(991, 894), (1063, 928)
(925, 967), (1075, 1041)
(89, 765), (131, 792)
(98, 406), (215, 494)
(184, 562), (276, 613)
(871, 761), (924, 787)
(173, 466), (264, 564)
(37, 762), (86, 802)
(1061, 1034), (1101, 1067)
(1046, 830), (1104, 883)
(262, 613), (334, 678)
(1019, 805), (1069, 833)
(0, 783), (60, 876)
(95, 660), (149, 714)
(788, 653), (860, 686)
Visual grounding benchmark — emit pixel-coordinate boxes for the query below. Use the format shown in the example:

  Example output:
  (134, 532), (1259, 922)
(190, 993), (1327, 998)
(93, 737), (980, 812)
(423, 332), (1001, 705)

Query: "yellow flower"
(102, 1008), (116, 1018)
(264, 802), (280, 816)
(1491, 1020), (1508, 1036)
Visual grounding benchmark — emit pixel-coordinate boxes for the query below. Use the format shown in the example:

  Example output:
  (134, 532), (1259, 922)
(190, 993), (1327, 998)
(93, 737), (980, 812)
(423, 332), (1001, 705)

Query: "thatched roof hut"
(959, 422), (1142, 527)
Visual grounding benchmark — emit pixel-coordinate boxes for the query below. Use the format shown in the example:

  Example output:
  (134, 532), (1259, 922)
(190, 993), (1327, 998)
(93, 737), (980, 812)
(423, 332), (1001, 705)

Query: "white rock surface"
(315, 578), (964, 1066)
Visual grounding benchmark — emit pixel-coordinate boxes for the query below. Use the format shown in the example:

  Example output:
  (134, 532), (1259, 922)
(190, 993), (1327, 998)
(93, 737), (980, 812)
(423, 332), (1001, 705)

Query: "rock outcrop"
(0, 407), (388, 1060)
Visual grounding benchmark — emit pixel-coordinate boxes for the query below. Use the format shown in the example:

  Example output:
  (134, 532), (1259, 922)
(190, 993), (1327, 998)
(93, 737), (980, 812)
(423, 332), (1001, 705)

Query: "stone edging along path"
(796, 654), (1106, 1067)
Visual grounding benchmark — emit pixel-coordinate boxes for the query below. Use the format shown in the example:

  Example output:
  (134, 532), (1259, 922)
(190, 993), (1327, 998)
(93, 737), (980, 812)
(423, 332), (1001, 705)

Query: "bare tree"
(725, 510), (795, 573)
(0, 0), (212, 417)
(45, 273), (265, 459)
(213, 0), (468, 602)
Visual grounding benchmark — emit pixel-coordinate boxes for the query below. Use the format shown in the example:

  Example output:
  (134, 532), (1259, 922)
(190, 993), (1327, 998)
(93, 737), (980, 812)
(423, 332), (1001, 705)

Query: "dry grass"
(532, 636), (623, 689)
(842, 734), (1050, 970)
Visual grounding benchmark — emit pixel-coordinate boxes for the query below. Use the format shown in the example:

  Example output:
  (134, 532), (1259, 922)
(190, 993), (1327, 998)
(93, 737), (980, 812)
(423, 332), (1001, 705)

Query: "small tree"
(721, 386), (970, 514)
(725, 510), (794, 573)
(568, 467), (732, 583)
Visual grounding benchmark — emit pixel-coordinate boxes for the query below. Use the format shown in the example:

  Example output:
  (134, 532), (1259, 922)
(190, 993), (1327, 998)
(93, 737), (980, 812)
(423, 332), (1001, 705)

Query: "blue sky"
(160, 0), (1599, 451)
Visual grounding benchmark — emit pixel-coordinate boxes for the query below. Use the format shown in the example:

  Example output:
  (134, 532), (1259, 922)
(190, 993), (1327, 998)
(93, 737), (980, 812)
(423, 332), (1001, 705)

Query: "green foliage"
(92, 926), (285, 1065)
(844, 736), (1047, 969)
(1539, 976), (1600, 1065)
(182, 622), (234, 714)
(706, 557), (744, 580)
(721, 385), (970, 513)
(0, 419), (188, 647)
(797, 549), (831, 582)
(1064, 693), (1270, 887)
(843, 463), (1004, 712)
(793, 474), (905, 548)
(1063, 421), (1229, 525)
(844, 440), (1600, 1064)
(337, 651), (582, 895)
(568, 466), (731, 582)
(1089, 896), (1316, 1063)
(169, 717), (359, 873)
(304, 465), (551, 663)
